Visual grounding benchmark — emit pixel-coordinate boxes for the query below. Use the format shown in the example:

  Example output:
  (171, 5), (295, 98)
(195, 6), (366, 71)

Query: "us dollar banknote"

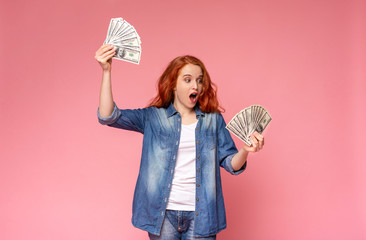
(104, 17), (142, 64)
(226, 105), (272, 146)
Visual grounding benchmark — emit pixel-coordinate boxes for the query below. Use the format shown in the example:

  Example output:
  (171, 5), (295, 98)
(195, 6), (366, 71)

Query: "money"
(226, 105), (272, 146)
(104, 17), (142, 64)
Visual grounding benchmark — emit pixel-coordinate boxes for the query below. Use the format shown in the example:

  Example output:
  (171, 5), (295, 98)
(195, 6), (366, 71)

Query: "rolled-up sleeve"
(217, 114), (247, 175)
(97, 102), (121, 125)
(97, 103), (148, 134)
(223, 154), (247, 175)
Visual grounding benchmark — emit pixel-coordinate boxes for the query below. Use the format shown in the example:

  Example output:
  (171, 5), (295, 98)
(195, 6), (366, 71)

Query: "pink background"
(1, 0), (365, 239)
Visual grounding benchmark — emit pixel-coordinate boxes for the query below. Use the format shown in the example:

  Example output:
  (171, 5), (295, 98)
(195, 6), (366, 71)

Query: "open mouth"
(189, 93), (198, 103)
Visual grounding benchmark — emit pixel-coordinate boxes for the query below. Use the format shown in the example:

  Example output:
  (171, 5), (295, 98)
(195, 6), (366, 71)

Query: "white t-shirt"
(166, 121), (197, 211)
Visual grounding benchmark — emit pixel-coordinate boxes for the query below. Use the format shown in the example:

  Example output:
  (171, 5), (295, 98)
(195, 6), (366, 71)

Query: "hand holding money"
(95, 44), (116, 71)
(242, 131), (264, 152)
(226, 105), (272, 147)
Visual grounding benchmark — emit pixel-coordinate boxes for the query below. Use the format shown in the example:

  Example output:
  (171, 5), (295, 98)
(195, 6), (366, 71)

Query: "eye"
(197, 78), (203, 84)
(184, 78), (191, 83)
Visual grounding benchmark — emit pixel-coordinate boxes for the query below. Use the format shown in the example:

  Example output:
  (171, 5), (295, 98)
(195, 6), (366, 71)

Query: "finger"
(97, 49), (116, 62)
(253, 132), (264, 150)
(254, 131), (263, 139)
(258, 138), (264, 150)
(251, 134), (258, 145)
(99, 52), (115, 63)
(104, 43), (113, 48)
(96, 46), (114, 58)
(250, 135), (259, 151)
(252, 132), (261, 148)
(96, 44), (114, 57)
(100, 48), (116, 59)
(101, 44), (114, 50)
(260, 136), (264, 149)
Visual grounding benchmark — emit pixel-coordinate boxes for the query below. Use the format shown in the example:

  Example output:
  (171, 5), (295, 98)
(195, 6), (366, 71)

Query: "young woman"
(95, 44), (264, 240)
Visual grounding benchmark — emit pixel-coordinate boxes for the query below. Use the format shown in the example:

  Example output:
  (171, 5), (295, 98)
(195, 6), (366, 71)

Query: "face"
(173, 64), (203, 112)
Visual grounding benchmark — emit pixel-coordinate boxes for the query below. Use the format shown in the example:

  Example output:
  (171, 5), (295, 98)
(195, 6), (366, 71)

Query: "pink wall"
(1, 0), (365, 239)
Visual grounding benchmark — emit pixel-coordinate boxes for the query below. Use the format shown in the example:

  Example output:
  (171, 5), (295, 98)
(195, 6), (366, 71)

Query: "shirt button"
(171, 170), (173, 174)
(197, 184), (200, 187)
(195, 213), (199, 216)
(173, 155), (176, 159)
(195, 127), (198, 130)
(196, 198), (199, 201)
(196, 140), (199, 144)
(197, 169), (200, 173)
(197, 156), (200, 159)
(176, 141), (178, 145)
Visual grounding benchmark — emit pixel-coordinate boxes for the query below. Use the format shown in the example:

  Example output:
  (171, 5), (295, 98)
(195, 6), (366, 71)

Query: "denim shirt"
(97, 102), (246, 237)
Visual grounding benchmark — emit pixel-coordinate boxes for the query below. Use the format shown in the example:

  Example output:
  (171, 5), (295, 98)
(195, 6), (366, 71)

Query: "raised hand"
(95, 44), (116, 71)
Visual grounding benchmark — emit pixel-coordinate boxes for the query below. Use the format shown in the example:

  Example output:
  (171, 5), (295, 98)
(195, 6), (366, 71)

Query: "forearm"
(231, 148), (249, 171)
(98, 70), (115, 118)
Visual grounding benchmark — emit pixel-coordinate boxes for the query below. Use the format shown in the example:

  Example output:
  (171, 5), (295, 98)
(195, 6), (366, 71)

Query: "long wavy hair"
(147, 55), (223, 113)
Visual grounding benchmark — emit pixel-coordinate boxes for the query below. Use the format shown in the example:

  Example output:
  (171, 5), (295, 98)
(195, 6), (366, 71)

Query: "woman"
(95, 44), (264, 240)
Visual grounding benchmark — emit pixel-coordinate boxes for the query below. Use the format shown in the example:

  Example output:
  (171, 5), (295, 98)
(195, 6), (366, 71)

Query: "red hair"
(147, 55), (223, 113)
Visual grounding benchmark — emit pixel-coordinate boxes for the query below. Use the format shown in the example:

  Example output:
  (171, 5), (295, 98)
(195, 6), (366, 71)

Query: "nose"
(192, 80), (198, 89)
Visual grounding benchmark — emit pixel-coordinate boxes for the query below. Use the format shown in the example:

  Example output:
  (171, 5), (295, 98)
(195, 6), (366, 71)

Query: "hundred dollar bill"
(226, 105), (272, 146)
(227, 120), (245, 139)
(114, 47), (141, 64)
(110, 37), (141, 48)
(254, 112), (272, 134)
(226, 123), (251, 146)
(104, 17), (142, 64)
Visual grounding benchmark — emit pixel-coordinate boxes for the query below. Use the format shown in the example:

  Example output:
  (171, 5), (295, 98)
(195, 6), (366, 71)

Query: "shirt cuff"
(97, 103), (121, 125)
(226, 154), (247, 175)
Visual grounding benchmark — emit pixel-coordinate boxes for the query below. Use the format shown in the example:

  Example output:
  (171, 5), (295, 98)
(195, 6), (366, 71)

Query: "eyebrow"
(183, 74), (203, 77)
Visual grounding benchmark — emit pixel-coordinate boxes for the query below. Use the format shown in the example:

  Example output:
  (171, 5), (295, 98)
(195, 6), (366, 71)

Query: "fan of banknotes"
(226, 105), (272, 146)
(104, 17), (142, 64)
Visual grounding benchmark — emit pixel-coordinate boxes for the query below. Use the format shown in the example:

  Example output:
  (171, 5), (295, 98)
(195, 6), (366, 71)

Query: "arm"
(95, 45), (147, 133)
(95, 44), (116, 118)
(231, 131), (264, 171)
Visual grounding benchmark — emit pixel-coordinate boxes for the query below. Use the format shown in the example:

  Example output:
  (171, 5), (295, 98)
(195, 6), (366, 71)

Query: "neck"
(173, 102), (196, 118)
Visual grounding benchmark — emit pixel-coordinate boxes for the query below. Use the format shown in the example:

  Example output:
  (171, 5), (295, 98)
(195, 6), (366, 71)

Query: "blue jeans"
(148, 210), (217, 240)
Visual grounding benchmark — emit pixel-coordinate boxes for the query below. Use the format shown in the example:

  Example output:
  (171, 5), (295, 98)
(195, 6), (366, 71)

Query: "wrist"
(102, 68), (111, 74)
(241, 146), (250, 155)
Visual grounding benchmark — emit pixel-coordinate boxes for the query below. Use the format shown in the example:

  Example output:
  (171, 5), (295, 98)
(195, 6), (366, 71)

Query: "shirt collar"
(167, 102), (204, 118)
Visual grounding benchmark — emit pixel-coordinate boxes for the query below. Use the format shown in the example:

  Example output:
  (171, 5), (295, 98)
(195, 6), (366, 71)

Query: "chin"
(185, 103), (196, 109)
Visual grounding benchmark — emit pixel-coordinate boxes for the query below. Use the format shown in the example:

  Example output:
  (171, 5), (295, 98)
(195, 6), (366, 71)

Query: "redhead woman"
(95, 44), (264, 240)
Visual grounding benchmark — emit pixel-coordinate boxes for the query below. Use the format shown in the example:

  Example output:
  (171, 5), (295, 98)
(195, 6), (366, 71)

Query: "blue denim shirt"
(97, 102), (246, 237)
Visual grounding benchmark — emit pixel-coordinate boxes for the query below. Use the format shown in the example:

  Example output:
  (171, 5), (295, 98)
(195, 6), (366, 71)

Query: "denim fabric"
(97, 102), (246, 237)
(148, 210), (216, 240)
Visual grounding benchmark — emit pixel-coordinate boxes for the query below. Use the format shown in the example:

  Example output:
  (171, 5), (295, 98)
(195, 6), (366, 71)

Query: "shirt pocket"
(202, 132), (217, 151)
(157, 130), (171, 150)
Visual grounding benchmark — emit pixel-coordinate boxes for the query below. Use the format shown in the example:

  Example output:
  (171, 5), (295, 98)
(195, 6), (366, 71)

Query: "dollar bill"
(103, 17), (142, 64)
(226, 105), (272, 146)
(114, 47), (141, 64)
